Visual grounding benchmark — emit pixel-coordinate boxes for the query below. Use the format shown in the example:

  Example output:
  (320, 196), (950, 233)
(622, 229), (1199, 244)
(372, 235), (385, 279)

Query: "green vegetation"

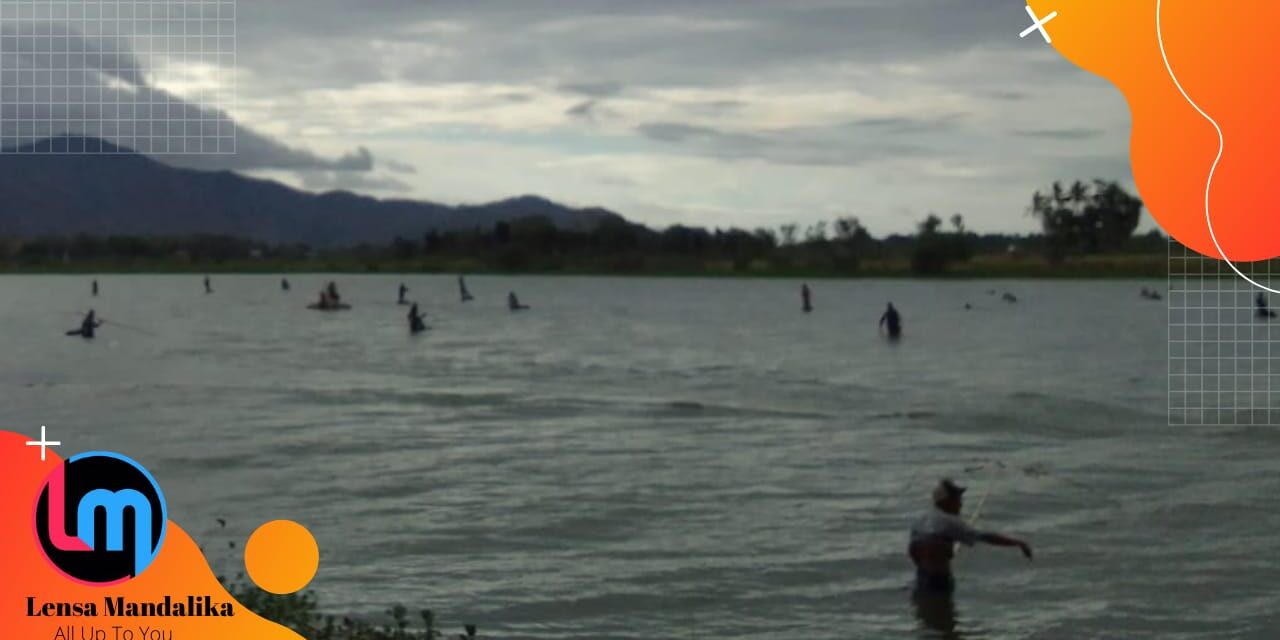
(1029, 179), (1145, 261)
(212, 533), (475, 639)
(0, 180), (1176, 278)
(223, 577), (475, 639)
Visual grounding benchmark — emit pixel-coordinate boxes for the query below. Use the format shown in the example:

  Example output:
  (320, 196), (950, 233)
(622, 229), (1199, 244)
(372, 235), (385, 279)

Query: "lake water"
(2, 275), (1275, 639)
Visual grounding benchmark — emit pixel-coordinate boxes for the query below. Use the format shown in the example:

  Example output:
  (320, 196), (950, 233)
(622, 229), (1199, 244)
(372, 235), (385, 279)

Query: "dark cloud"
(559, 81), (625, 98)
(382, 158), (418, 175)
(848, 114), (967, 134)
(638, 122), (760, 145)
(385, 1), (1060, 89)
(566, 98), (624, 124)
(983, 90), (1031, 102)
(637, 120), (932, 167)
(566, 99), (595, 116)
(0, 19), (373, 173)
(1013, 128), (1107, 140)
(704, 99), (747, 110)
(162, 136), (372, 173)
(566, 99), (599, 121)
(0, 22), (146, 84)
(332, 147), (375, 171)
(230, 0), (1130, 230)
(235, 0), (1073, 94)
(0, 0), (1132, 232)
(162, 141), (373, 173)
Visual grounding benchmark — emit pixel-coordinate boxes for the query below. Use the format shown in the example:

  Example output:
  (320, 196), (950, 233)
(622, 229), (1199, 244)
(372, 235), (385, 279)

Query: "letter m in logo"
(76, 489), (157, 575)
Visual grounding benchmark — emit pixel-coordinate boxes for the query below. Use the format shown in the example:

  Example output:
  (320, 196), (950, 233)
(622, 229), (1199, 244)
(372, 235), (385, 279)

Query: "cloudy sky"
(3, 0), (1138, 234)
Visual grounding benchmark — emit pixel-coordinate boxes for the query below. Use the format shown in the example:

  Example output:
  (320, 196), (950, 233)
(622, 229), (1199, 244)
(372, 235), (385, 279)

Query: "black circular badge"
(34, 452), (168, 585)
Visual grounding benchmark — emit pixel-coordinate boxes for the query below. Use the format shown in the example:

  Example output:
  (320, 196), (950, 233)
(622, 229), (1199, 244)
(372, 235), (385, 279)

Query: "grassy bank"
(221, 570), (475, 640)
(205, 522), (475, 640)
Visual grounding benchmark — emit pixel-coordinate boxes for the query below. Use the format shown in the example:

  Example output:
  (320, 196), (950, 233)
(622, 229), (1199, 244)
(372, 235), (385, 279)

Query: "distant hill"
(0, 137), (623, 247)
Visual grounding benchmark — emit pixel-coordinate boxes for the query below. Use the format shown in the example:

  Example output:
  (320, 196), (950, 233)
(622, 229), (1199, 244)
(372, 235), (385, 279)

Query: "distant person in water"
(70, 309), (102, 339)
(409, 304), (430, 335)
(1257, 292), (1276, 319)
(398, 283), (409, 305)
(91, 279), (99, 297)
(908, 479), (1032, 596)
(508, 292), (530, 311)
(879, 302), (902, 339)
(1001, 292), (1018, 303)
(204, 276), (212, 294)
(327, 281), (341, 304)
(281, 278), (291, 291)
(801, 283), (813, 313)
(459, 275), (474, 302)
(408, 303), (427, 334)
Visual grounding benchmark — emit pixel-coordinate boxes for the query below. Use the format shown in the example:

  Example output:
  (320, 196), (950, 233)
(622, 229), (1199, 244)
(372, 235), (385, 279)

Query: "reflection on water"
(912, 593), (962, 640)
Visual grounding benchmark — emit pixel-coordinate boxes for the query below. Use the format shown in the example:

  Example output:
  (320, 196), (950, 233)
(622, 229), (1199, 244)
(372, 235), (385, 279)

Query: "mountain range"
(0, 137), (622, 247)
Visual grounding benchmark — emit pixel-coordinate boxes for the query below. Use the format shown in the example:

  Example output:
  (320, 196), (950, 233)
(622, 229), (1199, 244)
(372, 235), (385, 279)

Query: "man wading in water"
(908, 479), (1032, 595)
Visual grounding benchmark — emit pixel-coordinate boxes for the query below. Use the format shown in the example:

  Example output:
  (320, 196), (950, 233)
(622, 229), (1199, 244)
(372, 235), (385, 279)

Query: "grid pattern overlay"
(1169, 241), (1280, 425)
(0, 0), (235, 154)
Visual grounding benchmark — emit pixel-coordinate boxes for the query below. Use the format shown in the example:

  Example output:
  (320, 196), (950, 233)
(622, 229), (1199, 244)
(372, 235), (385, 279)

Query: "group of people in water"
(66, 278), (1211, 358)
(799, 283), (1040, 341)
(800, 283), (902, 338)
(71, 276), (1226, 628)
(791, 283), (1198, 348)
(405, 277), (484, 333)
(314, 276), (529, 331)
(71, 275), (533, 339)
(312, 281), (348, 310)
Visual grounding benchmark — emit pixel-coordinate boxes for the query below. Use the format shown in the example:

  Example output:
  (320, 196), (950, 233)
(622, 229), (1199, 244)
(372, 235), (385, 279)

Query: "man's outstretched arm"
(979, 532), (1033, 559)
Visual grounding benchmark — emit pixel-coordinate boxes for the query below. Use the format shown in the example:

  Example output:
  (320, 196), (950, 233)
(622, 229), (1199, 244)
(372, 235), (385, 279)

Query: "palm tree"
(918, 213), (943, 236)
(1029, 179), (1144, 257)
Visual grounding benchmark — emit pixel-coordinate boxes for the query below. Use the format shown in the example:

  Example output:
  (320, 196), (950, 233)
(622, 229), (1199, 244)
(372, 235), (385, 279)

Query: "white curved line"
(1156, 0), (1277, 293)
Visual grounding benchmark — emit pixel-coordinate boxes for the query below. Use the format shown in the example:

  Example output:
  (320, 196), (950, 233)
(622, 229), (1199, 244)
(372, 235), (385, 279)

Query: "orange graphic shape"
(245, 520), (320, 595)
(1, 430), (310, 639)
(1028, 0), (1280, 261)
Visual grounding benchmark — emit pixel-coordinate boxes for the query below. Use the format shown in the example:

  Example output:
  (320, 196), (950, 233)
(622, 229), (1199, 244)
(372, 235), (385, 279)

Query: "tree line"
(0, 180), (1164, 275)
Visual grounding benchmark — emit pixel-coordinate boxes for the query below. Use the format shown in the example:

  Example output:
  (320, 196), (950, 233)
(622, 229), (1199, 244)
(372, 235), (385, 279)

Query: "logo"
(34, 452), (168, 585)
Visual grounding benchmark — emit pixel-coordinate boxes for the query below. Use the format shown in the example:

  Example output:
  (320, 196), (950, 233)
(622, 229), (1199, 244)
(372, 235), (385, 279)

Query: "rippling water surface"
(2, 275), (1275, 639)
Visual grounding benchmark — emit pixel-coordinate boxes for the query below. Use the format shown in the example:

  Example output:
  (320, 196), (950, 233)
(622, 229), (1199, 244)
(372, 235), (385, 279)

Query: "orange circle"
(243, 520), (319, 595)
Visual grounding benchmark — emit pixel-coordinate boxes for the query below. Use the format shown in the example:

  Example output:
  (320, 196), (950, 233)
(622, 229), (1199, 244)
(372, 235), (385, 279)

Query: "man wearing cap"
(908, 479), (1033, 595)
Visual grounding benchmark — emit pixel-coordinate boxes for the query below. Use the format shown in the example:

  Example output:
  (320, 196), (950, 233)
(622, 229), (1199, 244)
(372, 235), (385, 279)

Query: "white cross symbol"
(25, 425), (61, 461)
(1020, 5), (1058, 43)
